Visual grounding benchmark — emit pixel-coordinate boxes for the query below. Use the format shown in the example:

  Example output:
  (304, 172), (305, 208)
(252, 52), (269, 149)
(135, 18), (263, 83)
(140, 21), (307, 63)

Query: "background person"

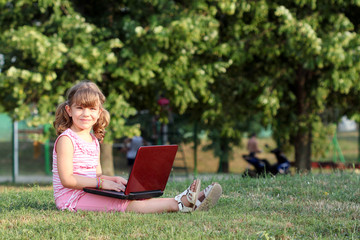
(124, 133), (147, 169)
(244, 133), (267, 173)
(247, 133), (261, 158)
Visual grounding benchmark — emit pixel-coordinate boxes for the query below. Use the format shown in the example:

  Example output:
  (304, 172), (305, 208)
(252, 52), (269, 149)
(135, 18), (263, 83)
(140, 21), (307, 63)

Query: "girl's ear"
(65, 105), (72, 117)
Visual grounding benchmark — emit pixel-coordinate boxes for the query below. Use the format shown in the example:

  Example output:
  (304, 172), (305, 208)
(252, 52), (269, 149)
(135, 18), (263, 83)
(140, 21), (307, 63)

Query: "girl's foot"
(174, 179), (201, 212)
(195, 182), (222, 211)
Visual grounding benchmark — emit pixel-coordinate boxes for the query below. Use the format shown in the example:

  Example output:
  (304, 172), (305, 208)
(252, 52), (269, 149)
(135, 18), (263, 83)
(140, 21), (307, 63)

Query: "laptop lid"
(125, 145), (178, 195)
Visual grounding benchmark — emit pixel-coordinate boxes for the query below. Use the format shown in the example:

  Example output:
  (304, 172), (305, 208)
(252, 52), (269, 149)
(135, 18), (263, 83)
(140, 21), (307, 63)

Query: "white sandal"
(195, 182), (222, 211)
(175, 179), (201, 213)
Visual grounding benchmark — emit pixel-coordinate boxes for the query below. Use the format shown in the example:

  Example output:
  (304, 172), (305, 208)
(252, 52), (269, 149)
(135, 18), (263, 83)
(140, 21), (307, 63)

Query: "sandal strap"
(195, 183), (214, 209)
(174, 179), (201, 213)
(176, 200), (193, 213)
(185, 179), (201, 204)
(195, 199), (202, 208)
(203, 183), (215, 197)
(186, 187), (196, 204)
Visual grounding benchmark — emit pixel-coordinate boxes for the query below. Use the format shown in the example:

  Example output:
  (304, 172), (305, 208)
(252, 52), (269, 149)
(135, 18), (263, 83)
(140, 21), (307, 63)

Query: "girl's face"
(65, 103), (102, 133)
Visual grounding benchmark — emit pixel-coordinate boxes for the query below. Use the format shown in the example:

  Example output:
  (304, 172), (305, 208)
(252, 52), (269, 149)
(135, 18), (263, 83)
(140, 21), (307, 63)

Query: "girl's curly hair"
(53, 81), (110, 142)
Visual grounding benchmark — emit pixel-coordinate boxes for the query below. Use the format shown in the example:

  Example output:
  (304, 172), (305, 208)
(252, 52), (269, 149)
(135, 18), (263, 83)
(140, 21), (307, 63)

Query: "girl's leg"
(75, 193), (130, 212)
(126, 180), (199, 213)
(125, 198), (179, 213)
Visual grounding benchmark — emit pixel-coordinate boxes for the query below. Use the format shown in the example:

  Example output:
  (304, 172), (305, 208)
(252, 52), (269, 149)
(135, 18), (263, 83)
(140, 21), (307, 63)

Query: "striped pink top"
(52, 128), (100, 211)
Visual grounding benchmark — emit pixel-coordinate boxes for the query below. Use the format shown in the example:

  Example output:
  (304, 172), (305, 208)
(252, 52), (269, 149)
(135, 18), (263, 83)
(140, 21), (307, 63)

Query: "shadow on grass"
(0, 184), (57, 212)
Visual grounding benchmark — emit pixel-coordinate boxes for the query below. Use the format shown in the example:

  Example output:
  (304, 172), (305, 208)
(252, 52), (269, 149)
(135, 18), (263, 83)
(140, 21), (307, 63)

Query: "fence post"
(358, 122), (360, 163)
(332, 131), (345, 163)
(12, 121), (19, 183)
(193, 122), (198, 177)
(44, 124), (51, 175)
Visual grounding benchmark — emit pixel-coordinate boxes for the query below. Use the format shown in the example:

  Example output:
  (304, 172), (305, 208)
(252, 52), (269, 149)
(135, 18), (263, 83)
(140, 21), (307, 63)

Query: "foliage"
(0, 0), (137, 142)
(199, 0), (360, 170)
(1, 0), (360, 172)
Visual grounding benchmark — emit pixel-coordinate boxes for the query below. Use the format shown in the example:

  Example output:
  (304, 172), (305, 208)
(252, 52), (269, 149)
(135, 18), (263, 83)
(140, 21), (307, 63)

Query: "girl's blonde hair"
(53, 81), (110, 142)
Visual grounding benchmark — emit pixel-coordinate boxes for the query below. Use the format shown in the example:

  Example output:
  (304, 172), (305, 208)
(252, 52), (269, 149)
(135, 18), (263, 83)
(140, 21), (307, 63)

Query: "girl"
(52, 81), (222, 213)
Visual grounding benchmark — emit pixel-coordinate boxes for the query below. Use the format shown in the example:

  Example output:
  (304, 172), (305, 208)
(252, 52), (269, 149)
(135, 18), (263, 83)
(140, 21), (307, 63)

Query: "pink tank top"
(52, 128), (100, 211)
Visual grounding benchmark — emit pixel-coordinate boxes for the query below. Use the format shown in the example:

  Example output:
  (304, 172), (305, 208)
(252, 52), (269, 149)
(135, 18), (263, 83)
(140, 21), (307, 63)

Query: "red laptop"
(83, 145), (178, 200)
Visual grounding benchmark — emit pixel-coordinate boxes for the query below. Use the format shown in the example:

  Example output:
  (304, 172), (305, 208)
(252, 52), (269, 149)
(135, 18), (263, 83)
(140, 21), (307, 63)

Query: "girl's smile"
(65, 104), (102, 133)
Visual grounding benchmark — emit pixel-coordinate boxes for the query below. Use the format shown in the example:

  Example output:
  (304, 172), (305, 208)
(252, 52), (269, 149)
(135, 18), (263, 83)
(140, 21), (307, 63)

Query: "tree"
(267, 1), (360, 170)
(0, 0), (137, 175)
(2, 0), (360, 174)
(74, 0), (233, 172)
(0, 0), (226, 173)
(201, 0), (360, 171)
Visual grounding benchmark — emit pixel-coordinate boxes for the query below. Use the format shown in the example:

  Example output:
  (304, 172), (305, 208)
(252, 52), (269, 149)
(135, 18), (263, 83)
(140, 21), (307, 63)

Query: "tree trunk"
(358, 120), (360, 162)
(217, 137), (230, 173)
(294, 128), (312, 171)
(294, 67), (312, 172)
(100, 143), (114, 176)
(218, 156), (229, 173)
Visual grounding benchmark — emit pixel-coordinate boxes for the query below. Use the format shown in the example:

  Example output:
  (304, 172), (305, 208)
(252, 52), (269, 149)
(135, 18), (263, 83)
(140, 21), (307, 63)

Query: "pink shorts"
(75, 193), (130, 212)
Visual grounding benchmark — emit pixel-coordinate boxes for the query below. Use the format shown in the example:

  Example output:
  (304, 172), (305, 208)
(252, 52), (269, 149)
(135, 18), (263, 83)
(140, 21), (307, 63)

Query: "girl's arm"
(57, 136), (97, 189)
(57, 136), (126, 191)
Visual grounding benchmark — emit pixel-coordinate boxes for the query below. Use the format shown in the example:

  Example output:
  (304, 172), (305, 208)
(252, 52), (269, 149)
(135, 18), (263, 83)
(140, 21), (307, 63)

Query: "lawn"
(1, 172), (359, 239)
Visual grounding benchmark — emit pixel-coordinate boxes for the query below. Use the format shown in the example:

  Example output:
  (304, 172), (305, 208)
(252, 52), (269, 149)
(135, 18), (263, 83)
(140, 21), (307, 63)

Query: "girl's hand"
(113, 176), (128, 186)
(102, 179), (126, 192)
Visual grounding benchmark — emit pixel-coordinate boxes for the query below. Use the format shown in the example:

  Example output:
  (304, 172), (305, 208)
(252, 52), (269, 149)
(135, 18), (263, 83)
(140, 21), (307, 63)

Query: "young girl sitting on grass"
(52, 81), (222, 213)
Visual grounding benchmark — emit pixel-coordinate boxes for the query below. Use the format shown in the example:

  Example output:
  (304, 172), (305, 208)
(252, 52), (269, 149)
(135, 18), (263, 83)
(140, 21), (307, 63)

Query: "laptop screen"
(125, 145), (178, 195)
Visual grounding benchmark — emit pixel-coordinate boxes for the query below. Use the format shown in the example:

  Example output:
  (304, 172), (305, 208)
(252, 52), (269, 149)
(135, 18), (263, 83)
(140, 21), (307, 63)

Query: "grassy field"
(1, 172), (359, 239)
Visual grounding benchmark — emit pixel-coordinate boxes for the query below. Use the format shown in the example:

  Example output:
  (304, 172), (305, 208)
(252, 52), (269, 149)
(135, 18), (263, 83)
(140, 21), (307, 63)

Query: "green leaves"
(1, 0), (360, 170)
(276, 6), (322, 66)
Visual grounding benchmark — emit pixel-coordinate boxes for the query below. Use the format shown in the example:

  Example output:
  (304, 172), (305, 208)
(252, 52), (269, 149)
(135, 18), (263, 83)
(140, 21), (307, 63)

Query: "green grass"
(1, 173), (359, 239)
